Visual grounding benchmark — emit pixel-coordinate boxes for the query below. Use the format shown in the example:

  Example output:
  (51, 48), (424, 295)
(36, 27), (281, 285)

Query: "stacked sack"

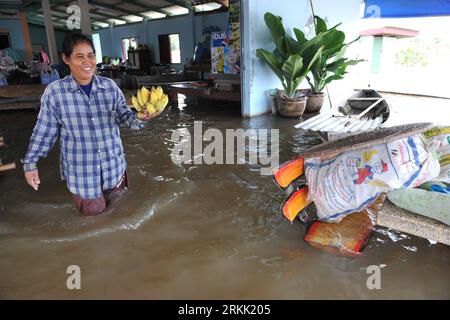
(305, 135), (441, 222)
(423, 126), (450, 183)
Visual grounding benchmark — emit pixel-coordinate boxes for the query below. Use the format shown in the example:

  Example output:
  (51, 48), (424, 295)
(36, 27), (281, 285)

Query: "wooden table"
(167, 83), (241, 106)
(0, 84), (45, 111)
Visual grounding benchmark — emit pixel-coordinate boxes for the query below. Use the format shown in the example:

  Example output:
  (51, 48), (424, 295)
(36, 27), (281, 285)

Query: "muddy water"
(0, 98), (449, 299)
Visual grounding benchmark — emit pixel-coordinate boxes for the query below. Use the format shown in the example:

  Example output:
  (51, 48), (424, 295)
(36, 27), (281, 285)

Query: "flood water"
(0, 96), (449, 299)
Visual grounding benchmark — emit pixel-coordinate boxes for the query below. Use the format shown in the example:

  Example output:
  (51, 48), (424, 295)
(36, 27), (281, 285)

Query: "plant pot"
(276, 94), (307, 117)
(296, 88), (311, 96)
(269, 89), (279, 115)
(305, 92), (325, 113)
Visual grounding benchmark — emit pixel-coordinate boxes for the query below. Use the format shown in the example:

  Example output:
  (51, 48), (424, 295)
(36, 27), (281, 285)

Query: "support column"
(19, 12), (33, 61)
(109, 23), (114, 57)
(78, 0), (92, 36)
(371, 36), (383, 74)
(42, 0), (58, 64)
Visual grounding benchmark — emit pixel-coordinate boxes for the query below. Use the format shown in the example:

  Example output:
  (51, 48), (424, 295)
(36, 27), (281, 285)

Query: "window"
(158, 34), (181, 64)
(121, 37), (138, 61)
(0, 32), (11, 50)
(92, 33), (103, 64)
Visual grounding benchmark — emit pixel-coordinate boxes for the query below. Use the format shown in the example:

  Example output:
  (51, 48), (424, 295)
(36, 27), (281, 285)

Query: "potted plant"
(256, 12), (323, 117)
(304, 16), (363, 112)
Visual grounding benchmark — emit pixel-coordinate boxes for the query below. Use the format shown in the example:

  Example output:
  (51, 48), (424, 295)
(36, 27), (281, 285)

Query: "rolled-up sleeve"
(22, 89), (60, 172)
(114, 84), (145, 130)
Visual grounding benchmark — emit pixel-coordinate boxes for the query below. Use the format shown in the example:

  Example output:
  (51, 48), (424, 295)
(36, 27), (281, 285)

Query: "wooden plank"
(0, 162), (16, 172)
(0, 84), (45, 98)
(0, 102), (38, 111)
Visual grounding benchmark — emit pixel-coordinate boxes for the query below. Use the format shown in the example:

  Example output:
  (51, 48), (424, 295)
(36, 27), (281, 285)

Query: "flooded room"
(0, 0), (449, 302)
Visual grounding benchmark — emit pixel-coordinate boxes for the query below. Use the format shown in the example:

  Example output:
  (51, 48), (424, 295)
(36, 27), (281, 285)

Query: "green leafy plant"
(256, 12), (323, 98)
(306, 16), (363, 94)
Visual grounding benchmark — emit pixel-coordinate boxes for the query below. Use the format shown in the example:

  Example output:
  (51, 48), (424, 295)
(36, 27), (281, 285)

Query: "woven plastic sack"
(305, 134), (440, 222)
(423, 126), (450, 183)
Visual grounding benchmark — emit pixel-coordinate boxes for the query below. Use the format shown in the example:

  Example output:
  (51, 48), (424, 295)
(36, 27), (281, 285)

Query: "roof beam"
(36, 3), (128, 27)
(21, 0), (62, 12)
(90, 0), (167, 18)
(164, 0), (192, 10)
(35, 6), (113, 25)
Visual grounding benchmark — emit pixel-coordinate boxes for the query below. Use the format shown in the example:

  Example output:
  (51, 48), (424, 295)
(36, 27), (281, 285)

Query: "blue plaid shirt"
(23, 74), (144, 199)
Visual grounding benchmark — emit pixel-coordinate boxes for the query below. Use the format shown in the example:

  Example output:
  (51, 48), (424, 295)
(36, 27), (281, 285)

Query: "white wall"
(242, 0), (362, 117)
(312, 0), (364, 111)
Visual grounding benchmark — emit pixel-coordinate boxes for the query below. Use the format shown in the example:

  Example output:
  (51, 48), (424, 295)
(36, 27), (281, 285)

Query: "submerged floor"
(0, 97), (449, 299)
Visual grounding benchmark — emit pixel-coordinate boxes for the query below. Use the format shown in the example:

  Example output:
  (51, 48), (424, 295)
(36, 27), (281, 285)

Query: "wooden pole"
(42, 0), (58, 64)
(20, 12), (33, 61)
(79, 0), (92, 36)
(0, 162), (16, 172)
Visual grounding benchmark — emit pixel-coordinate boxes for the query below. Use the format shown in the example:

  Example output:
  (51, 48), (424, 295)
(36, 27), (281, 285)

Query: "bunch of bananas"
(131, 86), (169, 120)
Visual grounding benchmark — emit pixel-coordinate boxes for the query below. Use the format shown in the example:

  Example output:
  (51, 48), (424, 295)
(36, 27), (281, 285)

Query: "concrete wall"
(96, 11), (229, 71)
(242, 0), (362, 117)
(28, 24), (68, 55)
(0, 18), (69, 61)
(0, 18), (26, 52)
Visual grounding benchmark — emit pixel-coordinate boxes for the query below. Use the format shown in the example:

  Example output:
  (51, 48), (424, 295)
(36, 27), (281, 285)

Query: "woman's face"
(63, 41), (96, 84)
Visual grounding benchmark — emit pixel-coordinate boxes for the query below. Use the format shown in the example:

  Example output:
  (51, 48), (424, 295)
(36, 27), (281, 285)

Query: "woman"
(23, 32), (157, 215)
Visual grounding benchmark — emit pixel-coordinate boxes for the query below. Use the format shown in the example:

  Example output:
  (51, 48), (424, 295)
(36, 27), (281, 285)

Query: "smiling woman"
(22, 32), (162, 216)
(61, 33), (97, 85)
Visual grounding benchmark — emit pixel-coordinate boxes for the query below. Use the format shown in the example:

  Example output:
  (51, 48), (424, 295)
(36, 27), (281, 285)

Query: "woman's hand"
(137, 110), (162, 121)
(148, 111), (162, 120)
(25, 169), (40, 190)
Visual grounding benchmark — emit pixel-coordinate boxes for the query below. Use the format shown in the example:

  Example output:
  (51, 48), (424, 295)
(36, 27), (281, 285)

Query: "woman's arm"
(22, 89), (61, 189)
(115, 86), (146, 130)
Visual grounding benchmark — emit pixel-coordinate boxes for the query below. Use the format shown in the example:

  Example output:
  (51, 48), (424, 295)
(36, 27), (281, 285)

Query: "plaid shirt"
(23, 74), (144, 199)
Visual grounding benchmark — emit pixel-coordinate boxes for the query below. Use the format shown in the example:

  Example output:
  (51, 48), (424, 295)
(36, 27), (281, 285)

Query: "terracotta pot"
(305, 92), (325, 113)
(276, 94), (307, 117)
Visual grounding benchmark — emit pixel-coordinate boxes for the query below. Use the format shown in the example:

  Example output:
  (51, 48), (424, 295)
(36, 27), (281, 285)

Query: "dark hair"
(62, 32), (95, 58)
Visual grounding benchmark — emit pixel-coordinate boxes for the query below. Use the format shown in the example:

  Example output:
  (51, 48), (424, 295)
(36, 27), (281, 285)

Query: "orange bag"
(304, 194), (385, 256)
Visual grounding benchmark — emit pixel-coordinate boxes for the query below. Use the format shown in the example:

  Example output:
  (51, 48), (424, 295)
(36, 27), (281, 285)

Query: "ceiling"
(0, 0), (228, 31)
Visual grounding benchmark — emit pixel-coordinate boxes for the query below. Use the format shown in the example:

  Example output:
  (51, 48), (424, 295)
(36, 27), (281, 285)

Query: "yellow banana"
(150, 91), (158, 104)
(146, 103), (156, 114)
(160, 94), (169, 110)
(155, 86), (163, 100)
(137, 88), (144, 107)
(154, 100), (164, 112)
(131, 95), (141, 111)
(141, 86), (150, 104)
